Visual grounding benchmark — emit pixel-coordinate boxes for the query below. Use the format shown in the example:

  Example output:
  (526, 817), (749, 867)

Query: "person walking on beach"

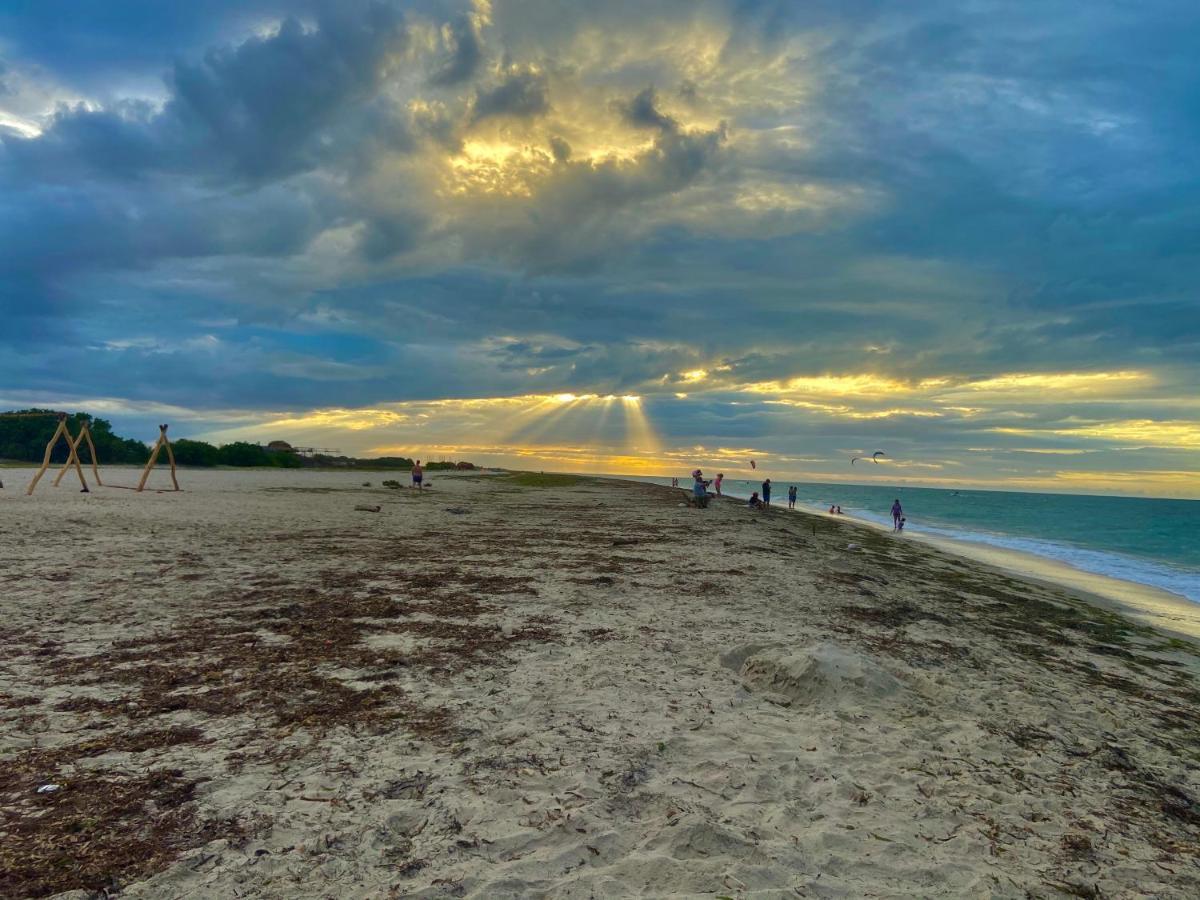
(412, 459), (424, 489)
(891, 498), (903, 531)
(714, 473), (724, 496)
(787, 485), (797, 509)
(761, 478), (772, 507)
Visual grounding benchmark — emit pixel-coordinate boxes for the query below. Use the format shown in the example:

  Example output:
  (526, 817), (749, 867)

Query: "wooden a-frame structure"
(26, 414), (90, 495)
(25, 416), (180, 495)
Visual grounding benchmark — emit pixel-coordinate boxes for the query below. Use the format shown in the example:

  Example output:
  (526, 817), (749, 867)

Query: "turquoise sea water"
(629, 476), (1200, 603)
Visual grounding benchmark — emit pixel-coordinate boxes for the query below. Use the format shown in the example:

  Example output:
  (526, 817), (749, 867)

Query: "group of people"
(685, 472), (909, 534)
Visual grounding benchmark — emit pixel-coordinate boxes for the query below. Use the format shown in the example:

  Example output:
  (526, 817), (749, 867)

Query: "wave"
(829, 505), (1200, 604)
(642, 476), (1200, 604)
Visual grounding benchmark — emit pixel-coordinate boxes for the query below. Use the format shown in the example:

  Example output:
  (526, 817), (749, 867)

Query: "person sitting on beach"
(828, 504), (836, 514)
(692, 469), (711, 508)
(891, 498), (903, 530)
(836, 505), (843, 515)
(787, 485), (797, 509)
(748, 491), (764, 509)
(714, 473), (724, 496)
(412, 460), (424, 489)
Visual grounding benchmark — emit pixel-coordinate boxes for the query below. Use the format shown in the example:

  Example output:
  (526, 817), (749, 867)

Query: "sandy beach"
(790, 502), (1200, 642)
(2, 468), (1199, 898)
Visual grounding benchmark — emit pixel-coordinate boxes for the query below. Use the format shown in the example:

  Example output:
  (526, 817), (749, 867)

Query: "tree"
(171, 439), (221, 467)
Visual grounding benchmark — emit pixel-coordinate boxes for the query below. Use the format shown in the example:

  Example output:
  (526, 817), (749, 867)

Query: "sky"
(2, 1), (1198, 497)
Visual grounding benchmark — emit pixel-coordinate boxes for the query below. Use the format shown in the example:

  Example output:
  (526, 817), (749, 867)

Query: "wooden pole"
(136, 427), (166, 492)
(27, 417), (68, 495)
(160, 424), (180, 491)
(60, 422), (89, 492)
(52, 427), (84, 486)
(53, 423), (98, 487)
(81, 423), (103, 486)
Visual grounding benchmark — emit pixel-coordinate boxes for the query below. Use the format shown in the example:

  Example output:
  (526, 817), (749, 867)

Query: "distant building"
(266, 440), (295, 453)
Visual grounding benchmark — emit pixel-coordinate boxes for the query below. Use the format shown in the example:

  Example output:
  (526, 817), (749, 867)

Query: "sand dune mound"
(734, 642), (905, 707)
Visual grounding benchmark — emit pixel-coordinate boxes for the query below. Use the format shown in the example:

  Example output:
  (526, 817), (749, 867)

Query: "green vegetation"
(0, 409), (479, 470)
(0, 410), (148, 464)
(505, 472), (584, 488)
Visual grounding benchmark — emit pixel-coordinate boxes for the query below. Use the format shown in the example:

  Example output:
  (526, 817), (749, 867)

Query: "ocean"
(631, 476), (1200, 603)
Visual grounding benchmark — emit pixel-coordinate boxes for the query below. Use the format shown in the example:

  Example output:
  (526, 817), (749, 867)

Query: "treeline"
(0, 410), (149, 464)
(1, 409), (477, 470)
(171, 440), (302, 468)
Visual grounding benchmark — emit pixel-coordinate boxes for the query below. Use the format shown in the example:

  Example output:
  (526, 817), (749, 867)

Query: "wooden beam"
(161, 424), (180, 491)
(61, 422), (89, 492)
(27, 417), (68, 495)
(81, 423), (103, 486)
(136, 427), (166, 492)
(53, 423), (98, 487)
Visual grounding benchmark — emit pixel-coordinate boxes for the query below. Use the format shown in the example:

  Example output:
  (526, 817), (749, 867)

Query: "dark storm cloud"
(1, 0), (1198, 492)
(616, 87), (677, 132)
(428, 9), (485, 86)
(4, 5), (409, 183)
(471, 66), (550, 121)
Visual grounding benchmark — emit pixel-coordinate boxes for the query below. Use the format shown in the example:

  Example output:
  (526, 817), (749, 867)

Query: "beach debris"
(444, 507), (470, 515)
(846, 542), (860, 550)
(737, 643), (906, 708)
(354, 504), (382, 513)
(382, 480), (402, 489)
(36, 783), (62, 794)
(381, 772), (434, 800)
(362, 481), (371, 487)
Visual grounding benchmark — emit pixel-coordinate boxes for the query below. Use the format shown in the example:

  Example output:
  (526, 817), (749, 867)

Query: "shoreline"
(823, 503), (1200, 642)
(3, 468), (1200, 897)
(621, 476), (1200, 642)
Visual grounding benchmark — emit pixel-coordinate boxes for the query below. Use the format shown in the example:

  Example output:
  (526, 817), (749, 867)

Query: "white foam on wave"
(641, 477), (1200, 605)
(828, 504), (1200, 604)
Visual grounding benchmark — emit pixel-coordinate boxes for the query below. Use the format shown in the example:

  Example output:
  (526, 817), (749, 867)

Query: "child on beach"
(787, 486), (797, 509)
(748, 491), (764, 509)
(412, 460), (424, 489)
(714, 473), (723, 496)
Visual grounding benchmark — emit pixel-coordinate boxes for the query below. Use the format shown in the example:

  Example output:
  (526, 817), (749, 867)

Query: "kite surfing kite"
(851, 450), (887, 465)
(750, 459), (756, 470)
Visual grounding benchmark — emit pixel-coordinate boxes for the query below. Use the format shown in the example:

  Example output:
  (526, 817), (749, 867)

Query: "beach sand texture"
(2, 469), (1199, 898)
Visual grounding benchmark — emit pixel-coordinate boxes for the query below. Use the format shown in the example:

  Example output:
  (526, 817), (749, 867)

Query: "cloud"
(616, 87), (678, 132)
(1, 0), (1198, 496)
(428, 3), (488, 86)
(471, 66), (550, 121)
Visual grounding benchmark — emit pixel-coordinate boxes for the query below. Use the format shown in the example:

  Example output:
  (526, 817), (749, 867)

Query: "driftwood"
(27, 416), (89, 495)
(52, 422), (102, 488)
(135, 424), (180, 493)
(24, 417), (181, 496)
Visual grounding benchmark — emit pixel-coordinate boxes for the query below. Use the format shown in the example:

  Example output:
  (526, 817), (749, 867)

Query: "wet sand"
(802, 503), (1200, 641)
(2, 468), (1199, 898)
